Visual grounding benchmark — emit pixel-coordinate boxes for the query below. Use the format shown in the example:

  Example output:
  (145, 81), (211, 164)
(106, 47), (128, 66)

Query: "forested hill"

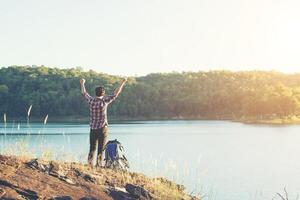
(1, 66), (300, 121)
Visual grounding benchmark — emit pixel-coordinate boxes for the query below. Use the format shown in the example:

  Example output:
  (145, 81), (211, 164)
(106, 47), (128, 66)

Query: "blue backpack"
(104, 139), (129, 171)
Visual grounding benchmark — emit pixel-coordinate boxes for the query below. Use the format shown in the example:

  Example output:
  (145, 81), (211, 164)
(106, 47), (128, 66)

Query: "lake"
(0, 120), (299, 200)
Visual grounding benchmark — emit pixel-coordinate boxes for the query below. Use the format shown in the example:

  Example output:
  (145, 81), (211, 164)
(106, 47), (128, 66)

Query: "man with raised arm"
(80, 78), (127, 167)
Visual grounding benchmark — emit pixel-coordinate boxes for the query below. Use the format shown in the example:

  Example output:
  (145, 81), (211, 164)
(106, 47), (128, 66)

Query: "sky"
(0, 0), (300, 76)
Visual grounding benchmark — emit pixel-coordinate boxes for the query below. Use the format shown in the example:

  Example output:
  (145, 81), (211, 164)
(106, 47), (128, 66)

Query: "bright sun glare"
(0, 0), (300, 75)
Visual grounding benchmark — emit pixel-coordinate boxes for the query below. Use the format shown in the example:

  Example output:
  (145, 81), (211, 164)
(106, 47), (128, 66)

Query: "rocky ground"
(0, 154), (198, 200)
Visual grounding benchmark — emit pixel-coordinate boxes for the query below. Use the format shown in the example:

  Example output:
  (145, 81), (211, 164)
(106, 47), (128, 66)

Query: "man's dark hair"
(95, 86), (105, 97)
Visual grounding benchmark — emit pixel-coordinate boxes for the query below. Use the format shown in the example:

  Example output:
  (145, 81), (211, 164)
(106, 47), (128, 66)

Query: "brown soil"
(0, 154), (198, 200)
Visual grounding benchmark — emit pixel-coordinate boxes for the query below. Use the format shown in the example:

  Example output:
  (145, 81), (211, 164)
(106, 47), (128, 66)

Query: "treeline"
(0, 66), (300, 121)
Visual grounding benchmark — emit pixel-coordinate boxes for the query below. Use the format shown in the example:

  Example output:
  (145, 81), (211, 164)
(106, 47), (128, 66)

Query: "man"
(80, 78), (127, 167)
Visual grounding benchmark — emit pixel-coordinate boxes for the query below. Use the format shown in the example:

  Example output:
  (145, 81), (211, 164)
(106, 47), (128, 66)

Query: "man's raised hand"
(80, 78), (87, 94)
(80, 78), (86, 85)
(122, 77), (128, 84)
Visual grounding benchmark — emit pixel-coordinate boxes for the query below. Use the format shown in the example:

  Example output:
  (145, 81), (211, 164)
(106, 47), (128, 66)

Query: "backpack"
(104, 139), (129, 171)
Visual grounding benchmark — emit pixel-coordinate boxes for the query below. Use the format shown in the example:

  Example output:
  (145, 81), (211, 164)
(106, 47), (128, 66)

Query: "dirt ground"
(0, 155), (197, 200)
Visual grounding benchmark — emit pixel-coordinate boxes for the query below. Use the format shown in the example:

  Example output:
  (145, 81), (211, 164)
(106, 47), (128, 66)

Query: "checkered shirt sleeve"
(104, 94), (118, 104)
(83, 92), (93, 104)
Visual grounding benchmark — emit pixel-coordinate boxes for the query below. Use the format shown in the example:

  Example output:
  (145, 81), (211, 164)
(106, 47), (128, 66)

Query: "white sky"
(0, 0), (300, 76)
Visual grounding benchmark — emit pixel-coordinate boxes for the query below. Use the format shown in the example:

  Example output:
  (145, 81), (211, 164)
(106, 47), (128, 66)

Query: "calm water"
(0, 120), (300, 199)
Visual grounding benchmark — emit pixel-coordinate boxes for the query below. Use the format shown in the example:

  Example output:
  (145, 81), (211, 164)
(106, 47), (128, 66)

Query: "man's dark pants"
(88, 126), (108, 167)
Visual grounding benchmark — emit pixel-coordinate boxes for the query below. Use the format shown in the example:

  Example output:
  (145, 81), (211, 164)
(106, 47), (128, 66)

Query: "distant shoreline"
(5, 115), (300, 125)
(236, 117), (300, 125)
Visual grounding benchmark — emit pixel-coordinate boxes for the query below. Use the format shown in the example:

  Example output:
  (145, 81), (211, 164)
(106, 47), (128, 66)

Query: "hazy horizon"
(2, 65), (300, 77)
(1, 0), (300, 76)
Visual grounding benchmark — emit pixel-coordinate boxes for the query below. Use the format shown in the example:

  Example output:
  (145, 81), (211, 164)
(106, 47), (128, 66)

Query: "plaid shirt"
(83, 92), (117, 129)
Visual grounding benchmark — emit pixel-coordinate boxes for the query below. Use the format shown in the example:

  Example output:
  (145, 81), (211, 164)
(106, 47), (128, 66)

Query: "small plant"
(26, 105), (32, 124)
(3, 113), (6, 124)
(42, 149), (54, 160)
(275, 187), (299, 200)
(43, 114), (49, 125)
(3, 113), (7, 135)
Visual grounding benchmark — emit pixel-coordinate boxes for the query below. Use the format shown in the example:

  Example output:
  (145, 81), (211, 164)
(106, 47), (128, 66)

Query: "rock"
(108, 186), (137, 200)
(0, 188), (6, 198)
(125, 184), (153, 200)
(26, 158), (39, 170)
(26, 158), (75, 185)
(83, 174), (96, 183)
(59, 176), (76, 185)
(49, 161), (60, 173)
(40, 163), (46, 171)
(79, 197), (98, 200)
(26, 158), (49, 173)
(73, 169), (82, 177)
(49, 196), (73, 200)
